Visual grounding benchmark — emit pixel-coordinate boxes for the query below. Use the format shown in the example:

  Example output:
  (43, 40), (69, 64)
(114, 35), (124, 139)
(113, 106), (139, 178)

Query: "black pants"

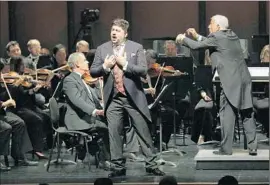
(191, 108), (213, 143)
(106, 93), (155, 169)
(0, 112), (32, 159)
(15, 107), (53, 152)
(77, 126), (110, 162)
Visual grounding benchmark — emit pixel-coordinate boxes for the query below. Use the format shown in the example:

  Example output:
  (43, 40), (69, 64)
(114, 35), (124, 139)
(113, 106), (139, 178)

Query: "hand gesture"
(115, 52), (127, 67)
(175, 33), (186, 43)
(186, 28), (198, 39)
(201, 91), (212, 102)
(145, 87), (156, 96)
(203, 95), (212, 102)
(33, 84), (43, 92)
(104, 55), (116, 69)
(3, 99), (16, 108)
(96, 109), (104, 117)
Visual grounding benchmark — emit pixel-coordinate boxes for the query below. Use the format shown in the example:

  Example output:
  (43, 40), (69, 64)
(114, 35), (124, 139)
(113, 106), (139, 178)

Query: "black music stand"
(149, 83), (184, 167)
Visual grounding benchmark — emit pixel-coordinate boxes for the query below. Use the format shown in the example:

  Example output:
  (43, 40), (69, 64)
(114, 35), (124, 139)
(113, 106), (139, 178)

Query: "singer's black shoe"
(108, 168), (126, 178)
(146, 167), (165, 176)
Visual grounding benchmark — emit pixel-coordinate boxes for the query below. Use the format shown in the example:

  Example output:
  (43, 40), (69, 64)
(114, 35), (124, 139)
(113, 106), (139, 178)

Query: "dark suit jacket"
(183, 30), (253, 109)
(90, 40), (151, 121)
(62, 72), (106, 131)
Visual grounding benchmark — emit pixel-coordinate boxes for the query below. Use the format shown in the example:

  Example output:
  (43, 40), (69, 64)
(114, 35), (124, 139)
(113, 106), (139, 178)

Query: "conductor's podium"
(194, 149), (269, 170)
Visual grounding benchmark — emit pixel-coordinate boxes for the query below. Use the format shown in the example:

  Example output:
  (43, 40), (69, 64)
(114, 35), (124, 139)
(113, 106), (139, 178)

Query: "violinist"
(0, 59), (53, 159)
(147, 45), (191, 149)
(50, 44), (71, 95)
(40, 48), (51, 56)
(62, 52), (110, 169)
(0, 60), (38, 167)
(4, 41), (48, 109)
(164, 40), (178, 57)
(253, 45), (269, 138)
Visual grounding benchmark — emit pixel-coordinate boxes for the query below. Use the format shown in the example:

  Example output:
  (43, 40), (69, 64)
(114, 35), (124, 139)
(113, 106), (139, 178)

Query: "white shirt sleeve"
(197, 35), (203, 41)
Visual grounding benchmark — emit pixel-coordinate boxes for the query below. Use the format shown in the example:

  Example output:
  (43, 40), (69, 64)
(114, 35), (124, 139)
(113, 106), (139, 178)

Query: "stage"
(0, 133), (269, 185)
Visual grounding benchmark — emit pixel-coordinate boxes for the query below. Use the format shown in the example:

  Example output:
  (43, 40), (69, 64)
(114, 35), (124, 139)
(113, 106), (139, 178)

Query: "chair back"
(49, 97), (60, 130)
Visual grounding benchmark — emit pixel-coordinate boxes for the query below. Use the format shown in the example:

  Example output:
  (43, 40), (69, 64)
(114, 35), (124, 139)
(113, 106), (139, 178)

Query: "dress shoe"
(108, 168), (126, 178)
(145, 167), (165, 176)
(249, 149), (257, 156)
(213, 150), (232, 155)
(0, 163), (11, 171)
(15, 159), (39, 166)
(98, 161), (116, 171)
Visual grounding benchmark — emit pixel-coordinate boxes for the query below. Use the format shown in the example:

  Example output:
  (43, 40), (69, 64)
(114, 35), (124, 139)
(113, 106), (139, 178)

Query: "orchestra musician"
(253, 45), (269, 138)
(160, 41), (191, 149)
(40, 48), (51, 56)
(25, 39), (41, 68)
(62, 52), (110, 169)
(5, 41), (47, 109)
(0, 57), (53, 159)
(176, 14), (257, 156)
(50, 44), (70, 95)
(0, 60), (38, 169)
(191, 50), (216, 145)
(90, 18), (165, 177)
(164, 40), (178, 57)
(76, 40), (90, 53)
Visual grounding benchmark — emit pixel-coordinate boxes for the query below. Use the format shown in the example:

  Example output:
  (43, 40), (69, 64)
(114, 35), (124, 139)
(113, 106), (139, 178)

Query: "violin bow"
(51, 64), (69, 73)
(0, 72), (13, 100)
(154, 62), (165, 91)
(99, 77), (104, 108)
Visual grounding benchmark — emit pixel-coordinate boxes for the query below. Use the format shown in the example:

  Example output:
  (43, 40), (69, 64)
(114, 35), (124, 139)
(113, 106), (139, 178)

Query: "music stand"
(149, 83), (184, 167)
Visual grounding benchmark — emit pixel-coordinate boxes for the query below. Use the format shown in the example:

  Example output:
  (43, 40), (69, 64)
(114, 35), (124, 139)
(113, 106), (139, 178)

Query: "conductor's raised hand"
(186, 28), (198, 39)
(175, 33), (186, 43)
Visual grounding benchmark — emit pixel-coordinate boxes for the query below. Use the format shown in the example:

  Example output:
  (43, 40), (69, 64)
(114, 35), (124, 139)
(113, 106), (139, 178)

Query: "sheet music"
(213, 67), (269, 82)
(148, 84), (170, 110)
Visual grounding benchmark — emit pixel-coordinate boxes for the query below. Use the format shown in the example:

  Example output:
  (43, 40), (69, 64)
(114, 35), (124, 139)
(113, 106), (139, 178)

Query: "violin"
(83, 71), (98, 85)
(0, 71), (51, 89)
(149, 63), (187, 77)
(0, 71), (34, 88)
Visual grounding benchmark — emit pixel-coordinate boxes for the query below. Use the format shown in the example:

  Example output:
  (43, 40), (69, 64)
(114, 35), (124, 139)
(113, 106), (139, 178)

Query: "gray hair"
(27, 39), (40, 48)
(211, 15), (229, 30)
(67, 52), (85, 69)
(76, 40), (89, 50)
